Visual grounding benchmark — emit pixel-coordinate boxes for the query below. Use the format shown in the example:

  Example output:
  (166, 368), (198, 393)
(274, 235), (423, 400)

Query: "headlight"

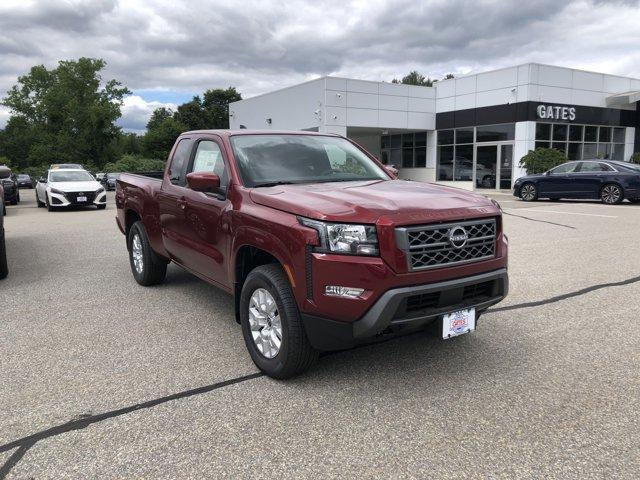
(96, 187), (105, 194)
(50, 188), (66, 196)
(298, 217), (379, 256)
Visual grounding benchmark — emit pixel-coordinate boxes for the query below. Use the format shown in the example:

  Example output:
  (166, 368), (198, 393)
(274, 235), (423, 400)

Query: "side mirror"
(39, 177), (46, 183)
(385, 165), (399, 178)
(544, 171), (551, 176)
(186, 172), (221, 193)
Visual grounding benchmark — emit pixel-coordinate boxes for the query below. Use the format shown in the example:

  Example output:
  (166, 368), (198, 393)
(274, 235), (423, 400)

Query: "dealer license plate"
(442, 308), (476, 339)
(77, 196), (87, 202)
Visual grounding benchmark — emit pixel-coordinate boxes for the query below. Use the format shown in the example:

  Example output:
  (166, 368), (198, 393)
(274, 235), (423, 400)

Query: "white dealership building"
(229, 63), (640, 191)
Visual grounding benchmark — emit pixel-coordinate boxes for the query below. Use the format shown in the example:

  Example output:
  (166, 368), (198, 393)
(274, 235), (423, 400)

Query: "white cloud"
(118, 95), (177, 133)
(0, 0), (639, 125)
(0, 106), (9, 129)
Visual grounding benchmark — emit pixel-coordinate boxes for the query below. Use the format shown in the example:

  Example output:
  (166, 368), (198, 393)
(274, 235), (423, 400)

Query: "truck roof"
(181, 129), (340, 138)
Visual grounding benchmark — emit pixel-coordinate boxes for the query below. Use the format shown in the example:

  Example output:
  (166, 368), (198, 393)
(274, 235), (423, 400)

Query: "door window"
(190, 140), (228, 187)
(549, 162), (578, 174)
(169, 138), (192, 185)
(578, 162), (612, 172)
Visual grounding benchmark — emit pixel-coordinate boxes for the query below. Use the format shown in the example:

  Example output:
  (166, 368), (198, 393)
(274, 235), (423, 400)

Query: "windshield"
(49, 171), (95, 182)
(107, 173), (120, 179)
(18, 175), (29, 180)
(230, 134), (389, 187)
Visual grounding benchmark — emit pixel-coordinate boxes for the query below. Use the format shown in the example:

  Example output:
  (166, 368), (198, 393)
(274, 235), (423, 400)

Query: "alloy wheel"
(131, 233), (144, 274)
(601, 185), (621, 204)
(521, 184), (536, 201)
(248, 288), (282, 359)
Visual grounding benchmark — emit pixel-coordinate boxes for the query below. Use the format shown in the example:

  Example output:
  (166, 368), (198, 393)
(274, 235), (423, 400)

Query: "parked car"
(0, 183), (7, 279)
(17, 174), (34, 189)
(104, 172), (121, 191)
(0, 166), (20, 205)
(116, 130), (509, 379)
(95, 172), (106, 183)
(36, 169), (106, 211)
(514, 160), (640, 204)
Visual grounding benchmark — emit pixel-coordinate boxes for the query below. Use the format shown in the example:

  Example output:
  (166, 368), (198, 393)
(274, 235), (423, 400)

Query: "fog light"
(325, 285), (364, 298)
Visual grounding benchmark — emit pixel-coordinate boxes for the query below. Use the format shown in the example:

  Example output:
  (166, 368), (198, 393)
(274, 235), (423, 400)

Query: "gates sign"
(536, 104), (576, 121)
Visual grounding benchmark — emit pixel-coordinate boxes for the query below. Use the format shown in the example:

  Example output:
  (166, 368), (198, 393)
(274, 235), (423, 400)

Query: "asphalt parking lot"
(1, 190), (639, 479)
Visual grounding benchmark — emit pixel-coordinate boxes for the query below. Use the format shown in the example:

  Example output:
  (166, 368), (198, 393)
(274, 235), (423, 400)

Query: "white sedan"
(36, 169), (107, 211)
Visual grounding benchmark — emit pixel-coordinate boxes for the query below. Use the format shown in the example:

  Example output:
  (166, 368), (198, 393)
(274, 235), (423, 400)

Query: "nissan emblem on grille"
(395, 218), (497, 271)
(448, 226), (468, 248)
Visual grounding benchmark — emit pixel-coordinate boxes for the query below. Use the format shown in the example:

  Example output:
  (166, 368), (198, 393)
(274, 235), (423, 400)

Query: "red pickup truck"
(116, 130), (508, 378)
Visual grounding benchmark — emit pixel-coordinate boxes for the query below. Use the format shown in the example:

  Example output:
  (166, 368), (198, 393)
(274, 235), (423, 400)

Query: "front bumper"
(301, 268), (508, 351)
(49, 190), (107, 207)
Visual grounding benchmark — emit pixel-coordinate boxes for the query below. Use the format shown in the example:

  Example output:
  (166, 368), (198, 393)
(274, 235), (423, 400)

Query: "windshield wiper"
(252, 181), (298, 188)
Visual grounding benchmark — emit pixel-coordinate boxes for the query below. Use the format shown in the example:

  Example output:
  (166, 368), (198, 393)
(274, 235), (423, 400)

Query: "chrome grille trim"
(395, 218), (497, 271)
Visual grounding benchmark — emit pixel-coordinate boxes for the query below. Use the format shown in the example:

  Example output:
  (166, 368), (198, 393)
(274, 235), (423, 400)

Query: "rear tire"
(520, 182), (538, 201)
(240, 264), (318, 379)
(0, 228), (8, 280)
(127, 221), (167, 286)
(600, 183), (623, 205)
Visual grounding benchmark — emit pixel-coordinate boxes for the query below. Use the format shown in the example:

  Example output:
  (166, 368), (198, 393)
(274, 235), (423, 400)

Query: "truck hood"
(249, 180), (499, 225)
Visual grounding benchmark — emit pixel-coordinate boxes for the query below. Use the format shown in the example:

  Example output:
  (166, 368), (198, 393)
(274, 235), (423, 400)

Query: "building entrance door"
(474, 143), (514, 190)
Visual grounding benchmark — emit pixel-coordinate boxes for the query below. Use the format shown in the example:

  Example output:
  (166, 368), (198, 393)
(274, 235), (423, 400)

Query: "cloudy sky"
(1, 0), (639, 132)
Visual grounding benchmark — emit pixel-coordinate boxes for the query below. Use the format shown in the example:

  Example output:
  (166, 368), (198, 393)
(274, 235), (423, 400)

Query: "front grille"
(396, 218), (496, 271)
(67, 191), (96, 205)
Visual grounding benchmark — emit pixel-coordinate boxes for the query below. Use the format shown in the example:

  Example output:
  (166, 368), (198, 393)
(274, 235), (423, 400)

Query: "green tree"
(143, 108), (186, 160)
(519, 147), (567, 174)
(104, 154), (165, 173)
(1, 58), (130, 169)
(391, 71), (454, 87)
(630, 152), (640, 164)
(173, 87), (242, 130)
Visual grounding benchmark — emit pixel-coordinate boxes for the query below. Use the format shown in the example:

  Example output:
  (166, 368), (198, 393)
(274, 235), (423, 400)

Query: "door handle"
(177, 197), (187, 210)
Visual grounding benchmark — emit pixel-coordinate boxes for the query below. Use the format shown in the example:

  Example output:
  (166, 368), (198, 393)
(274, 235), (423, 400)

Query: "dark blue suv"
(514, 160), (640, 204)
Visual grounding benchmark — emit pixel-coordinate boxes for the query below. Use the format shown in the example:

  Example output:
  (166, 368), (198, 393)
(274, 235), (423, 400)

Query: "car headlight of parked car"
(96, 187), (105, 194)
(49, 188), (66, 196)
(298, 217), (379, 256)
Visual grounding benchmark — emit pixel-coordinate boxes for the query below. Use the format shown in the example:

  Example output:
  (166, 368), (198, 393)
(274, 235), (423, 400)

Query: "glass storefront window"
(584, 126), (598, 142)
(613, 127), (625, 143)
(454, 144), (473, 181)
(381, 132), (428, 169)
(567, 143), (582, 160)
(476, 124), (515, 142)
(599, 127), (611, 143)
(456, 128), (474, 144)
(552, 124), (567, 141)
(437, 145), (454, 180)
(536, 123), (551, 140)
(569, 125), (583, 142)
(438, 130), (454, 145)
(583, 143), (597, 159)
(535, 123), (627, 161)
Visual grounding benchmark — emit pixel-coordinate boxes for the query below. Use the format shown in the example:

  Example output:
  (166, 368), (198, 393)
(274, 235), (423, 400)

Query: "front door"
(475, 145), (498, 189)
(475, 144), (514, 190)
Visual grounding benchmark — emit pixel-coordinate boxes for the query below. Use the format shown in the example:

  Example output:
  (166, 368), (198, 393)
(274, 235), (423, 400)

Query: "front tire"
(240, 264), (318, 379)
(36, 191), (45, 208)
(600, 184), (623, 205)
(127, 221), (167, 286)
(45, 194), (54, 212)
(520, 182), (538, 201)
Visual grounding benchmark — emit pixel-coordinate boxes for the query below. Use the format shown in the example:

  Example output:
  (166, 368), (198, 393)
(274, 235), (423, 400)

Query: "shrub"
(519, 148), (567, 174)
(630, 152), (640, 164)
(104, 154), (165, 173)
